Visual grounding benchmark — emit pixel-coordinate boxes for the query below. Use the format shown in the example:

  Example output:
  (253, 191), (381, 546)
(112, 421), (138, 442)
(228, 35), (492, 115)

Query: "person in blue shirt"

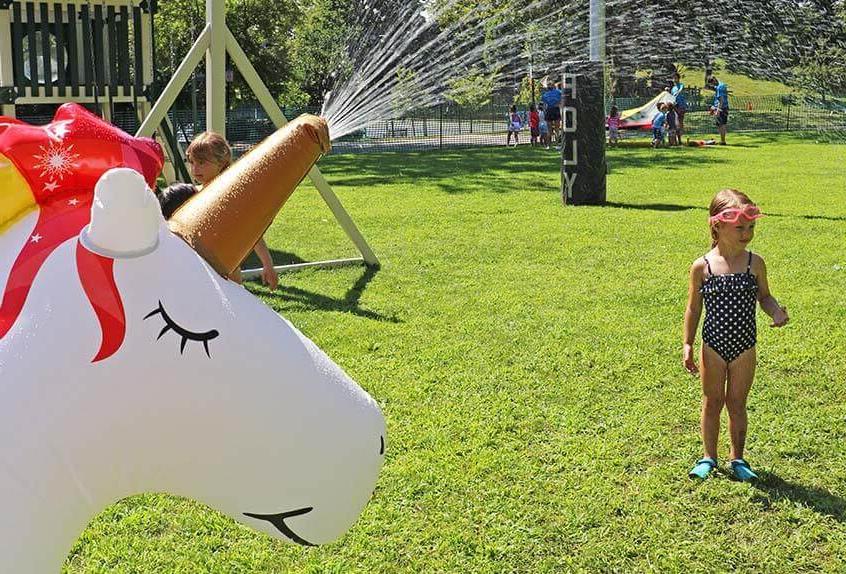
(541, 82), (562, 144)
(707, 76), (729, 145)
(651, 103), (667, 148)
(671, 72), (688, 142)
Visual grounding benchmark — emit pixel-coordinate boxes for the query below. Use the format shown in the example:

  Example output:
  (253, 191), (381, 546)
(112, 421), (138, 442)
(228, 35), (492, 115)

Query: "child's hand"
(771, 305), (789, 327)
(683, 344), (699, 375)
(261, 264), (279, 291)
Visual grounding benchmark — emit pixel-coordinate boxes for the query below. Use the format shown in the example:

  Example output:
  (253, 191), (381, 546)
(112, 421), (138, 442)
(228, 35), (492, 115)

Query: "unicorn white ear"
(80, 168), (163, 258)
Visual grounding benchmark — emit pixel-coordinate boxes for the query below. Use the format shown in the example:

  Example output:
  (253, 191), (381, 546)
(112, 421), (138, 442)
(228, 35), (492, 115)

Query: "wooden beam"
(93, 4), (105, 94)
(118, 5), (129, 92)
(0, 5), (15, 90)
(132, 5), (142, 94)
(107, 5), (117, 94)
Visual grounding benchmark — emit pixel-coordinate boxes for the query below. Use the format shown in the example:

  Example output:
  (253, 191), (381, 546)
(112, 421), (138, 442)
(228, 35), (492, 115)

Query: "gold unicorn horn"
(169, 115), (330, 277)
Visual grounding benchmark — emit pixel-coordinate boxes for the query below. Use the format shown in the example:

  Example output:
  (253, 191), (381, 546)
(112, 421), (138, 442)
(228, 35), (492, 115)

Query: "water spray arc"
(136, 0), (379, 275)
(323, 0), (844, 149)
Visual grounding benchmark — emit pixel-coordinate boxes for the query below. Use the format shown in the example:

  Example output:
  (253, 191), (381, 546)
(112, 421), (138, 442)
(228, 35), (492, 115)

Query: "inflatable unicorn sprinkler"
(0, 104), (385, 571)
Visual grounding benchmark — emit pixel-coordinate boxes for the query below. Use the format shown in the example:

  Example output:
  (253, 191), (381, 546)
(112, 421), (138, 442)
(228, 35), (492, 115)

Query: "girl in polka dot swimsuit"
(683, 189), (789, 481)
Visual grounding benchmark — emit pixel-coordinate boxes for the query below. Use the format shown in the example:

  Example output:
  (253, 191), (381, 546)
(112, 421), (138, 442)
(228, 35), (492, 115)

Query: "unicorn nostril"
(379, 435), (385, 455)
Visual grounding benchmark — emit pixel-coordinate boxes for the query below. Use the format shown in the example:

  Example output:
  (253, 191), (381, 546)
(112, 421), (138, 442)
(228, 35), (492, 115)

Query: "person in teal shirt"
(707, 76), (729, 145)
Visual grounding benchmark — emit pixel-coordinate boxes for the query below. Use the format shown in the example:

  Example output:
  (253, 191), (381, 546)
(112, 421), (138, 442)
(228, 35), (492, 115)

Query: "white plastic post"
(589, 0), (605, 63)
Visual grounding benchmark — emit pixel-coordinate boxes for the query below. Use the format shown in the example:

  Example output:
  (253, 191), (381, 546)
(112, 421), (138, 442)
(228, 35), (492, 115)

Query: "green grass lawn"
(67, 134), (846, 572)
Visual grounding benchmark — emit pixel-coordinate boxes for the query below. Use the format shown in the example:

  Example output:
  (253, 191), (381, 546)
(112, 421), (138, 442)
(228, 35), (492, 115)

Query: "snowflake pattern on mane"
(33, 140), (80, 181)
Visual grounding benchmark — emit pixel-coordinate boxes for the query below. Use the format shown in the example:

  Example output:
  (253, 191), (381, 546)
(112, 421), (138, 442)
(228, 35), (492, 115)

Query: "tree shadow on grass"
(251, 264), (400, 324)
(603, 203), (846, 222)
(751, 470), (845, 522)
(317, 147), (564, 192)
(242, 248), (307, 269)
(767, 212), (846, 223)
(318, 146), (732, 191)
(605, 201), (705, 213)
(606, 148), (730, 172)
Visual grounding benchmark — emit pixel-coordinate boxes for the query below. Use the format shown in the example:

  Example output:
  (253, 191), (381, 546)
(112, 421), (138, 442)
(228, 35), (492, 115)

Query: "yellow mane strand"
(0, 152), (36, 235)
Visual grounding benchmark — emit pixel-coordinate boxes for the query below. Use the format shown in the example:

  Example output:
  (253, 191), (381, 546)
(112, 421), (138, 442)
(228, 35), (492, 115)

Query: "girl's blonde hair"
(709, 188), (756, 247)
(186, 131), (232, 168)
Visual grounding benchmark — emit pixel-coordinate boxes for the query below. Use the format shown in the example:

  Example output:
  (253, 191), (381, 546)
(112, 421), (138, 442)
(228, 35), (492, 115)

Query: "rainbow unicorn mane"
(0, 104), (163, 360)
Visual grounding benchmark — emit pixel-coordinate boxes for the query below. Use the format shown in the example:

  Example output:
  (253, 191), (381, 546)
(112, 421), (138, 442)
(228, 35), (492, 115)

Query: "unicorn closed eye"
(0, 104), (385, 572)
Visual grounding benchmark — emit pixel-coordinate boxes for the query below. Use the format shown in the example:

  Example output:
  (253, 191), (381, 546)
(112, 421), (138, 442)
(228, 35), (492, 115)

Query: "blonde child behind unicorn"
(184, 132), (278, 290)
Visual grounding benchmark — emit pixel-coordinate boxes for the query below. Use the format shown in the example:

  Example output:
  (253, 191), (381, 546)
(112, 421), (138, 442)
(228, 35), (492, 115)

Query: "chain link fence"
(11, 93), (845, 157)
(209, 94), (844, 154)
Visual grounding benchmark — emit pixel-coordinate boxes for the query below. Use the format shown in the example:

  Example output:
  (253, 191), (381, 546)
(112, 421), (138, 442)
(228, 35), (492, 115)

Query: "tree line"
(152, 0), (846, 109)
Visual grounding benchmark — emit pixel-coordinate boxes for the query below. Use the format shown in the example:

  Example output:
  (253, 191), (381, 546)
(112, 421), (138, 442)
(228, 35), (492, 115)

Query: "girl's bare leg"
(700, 344), (728, 460)
(725, 346), (756, 460)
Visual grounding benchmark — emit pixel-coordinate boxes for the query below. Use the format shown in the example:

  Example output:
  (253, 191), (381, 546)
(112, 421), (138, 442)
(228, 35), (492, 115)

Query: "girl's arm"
(683, 260), (705, 374)
(253, 237), (279, 291)
(754, 255), (789, 327)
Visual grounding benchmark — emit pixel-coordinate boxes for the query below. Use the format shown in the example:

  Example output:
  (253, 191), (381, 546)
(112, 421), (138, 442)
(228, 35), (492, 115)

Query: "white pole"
(589, 0), (605, 62)
(207, 0), (227, 136)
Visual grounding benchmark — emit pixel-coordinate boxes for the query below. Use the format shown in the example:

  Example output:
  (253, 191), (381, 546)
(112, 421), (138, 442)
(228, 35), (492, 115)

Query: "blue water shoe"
(730, 459), (759, 482)
(688, 457), (717, 479)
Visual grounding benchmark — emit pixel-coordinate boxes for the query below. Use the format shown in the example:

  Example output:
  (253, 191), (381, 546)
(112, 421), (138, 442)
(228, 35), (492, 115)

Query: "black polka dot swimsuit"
(700, 252), (758, 363)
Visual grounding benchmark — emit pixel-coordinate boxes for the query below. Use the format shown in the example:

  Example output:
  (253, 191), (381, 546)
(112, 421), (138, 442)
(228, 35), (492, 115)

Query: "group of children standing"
(652, 72), (689, 147)
(650, 101), (685, 148)
(606, 72), (690, 148)
(506, 80), (563, 148)
(507, 103), (554, 148)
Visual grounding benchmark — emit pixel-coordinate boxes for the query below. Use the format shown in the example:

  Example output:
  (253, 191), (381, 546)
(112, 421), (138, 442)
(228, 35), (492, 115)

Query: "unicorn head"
(0, 105), (385, 571)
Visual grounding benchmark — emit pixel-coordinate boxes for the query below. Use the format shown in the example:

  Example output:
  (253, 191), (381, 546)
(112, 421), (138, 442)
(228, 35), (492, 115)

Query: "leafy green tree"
(446, 68), (498, 107)
(794, 41), (846, 99)
(225, 0), (300, 103)
(153, 0), (202, 104)
(153, 0), (301, 106)
(285, 0), (358, 106)
(391, 67), (420, 116)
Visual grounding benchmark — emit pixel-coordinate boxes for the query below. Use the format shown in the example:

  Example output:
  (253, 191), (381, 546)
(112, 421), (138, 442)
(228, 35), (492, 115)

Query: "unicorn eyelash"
(144, 301), (219, 357)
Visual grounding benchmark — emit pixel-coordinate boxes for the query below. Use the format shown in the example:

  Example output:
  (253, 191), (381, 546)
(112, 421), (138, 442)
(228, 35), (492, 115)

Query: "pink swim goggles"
(709, 204), (764, 224)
